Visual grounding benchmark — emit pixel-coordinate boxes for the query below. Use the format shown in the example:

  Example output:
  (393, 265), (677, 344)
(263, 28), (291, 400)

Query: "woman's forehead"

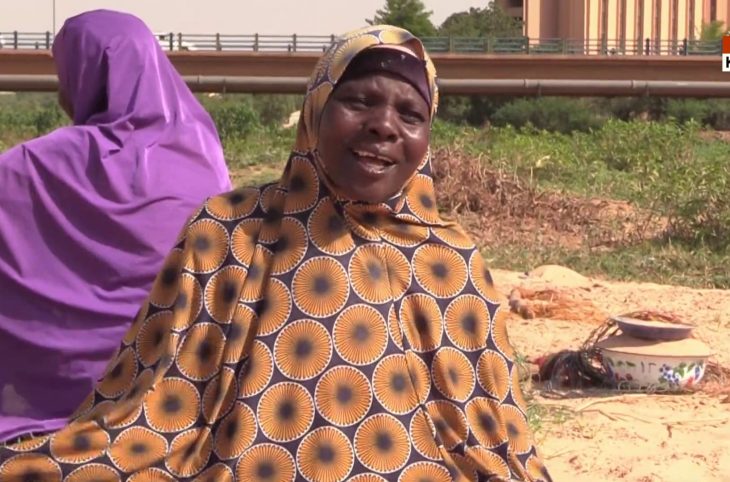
(334, 46), (431, 107)
(335, 73), (428, 106)
(338, 71), (415, 86)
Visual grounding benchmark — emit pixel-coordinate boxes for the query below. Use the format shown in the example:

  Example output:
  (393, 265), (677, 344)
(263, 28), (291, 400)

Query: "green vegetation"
(429, 118), (730, 284)
(367, 0), (438, 37)
(0, 93), (66, 144)
(490, 97), (605, 133)
(699, 20), (727, 42)
(1, 92), (729, 292)
(367, 0), (523, 39)
(439, 4), (523, 38)
(3, 90), (728, 435)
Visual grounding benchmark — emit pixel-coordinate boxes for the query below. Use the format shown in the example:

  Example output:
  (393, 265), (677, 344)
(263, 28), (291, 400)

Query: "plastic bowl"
(596, 334), (711, 390)
(612, 315), (695, 341)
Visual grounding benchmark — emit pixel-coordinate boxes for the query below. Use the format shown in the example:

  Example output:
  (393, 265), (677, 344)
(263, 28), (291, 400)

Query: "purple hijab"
(0, 10), (231, 442)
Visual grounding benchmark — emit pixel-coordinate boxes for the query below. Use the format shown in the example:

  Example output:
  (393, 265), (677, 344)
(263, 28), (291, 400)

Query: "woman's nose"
(365, 107), (398, 142)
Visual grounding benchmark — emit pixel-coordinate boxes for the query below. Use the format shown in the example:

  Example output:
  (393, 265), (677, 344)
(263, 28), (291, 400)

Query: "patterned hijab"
(0, 26), (551, 482)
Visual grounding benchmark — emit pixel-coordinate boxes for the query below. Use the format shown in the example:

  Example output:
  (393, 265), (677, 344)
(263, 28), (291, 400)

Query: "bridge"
(0, 32), (723, 55)
(0, 33), (728, 96)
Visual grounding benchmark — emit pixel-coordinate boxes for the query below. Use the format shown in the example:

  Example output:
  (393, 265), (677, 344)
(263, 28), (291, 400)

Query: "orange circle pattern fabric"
(0, 25), (551, 482)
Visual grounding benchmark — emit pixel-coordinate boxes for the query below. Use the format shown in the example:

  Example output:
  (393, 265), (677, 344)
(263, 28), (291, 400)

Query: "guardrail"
(0, 32), (723, 55)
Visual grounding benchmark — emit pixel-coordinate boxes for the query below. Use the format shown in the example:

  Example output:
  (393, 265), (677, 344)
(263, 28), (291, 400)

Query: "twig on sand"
(582, 408), (624, 422)
(581, 408), (730, 426)
(574, 393), (652, 412)
(544, 447), (578, 460)
(662, 417), (730, 425)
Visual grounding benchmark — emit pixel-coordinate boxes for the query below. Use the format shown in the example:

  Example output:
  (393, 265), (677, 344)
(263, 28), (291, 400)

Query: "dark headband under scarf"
(337, 45), (431, 107)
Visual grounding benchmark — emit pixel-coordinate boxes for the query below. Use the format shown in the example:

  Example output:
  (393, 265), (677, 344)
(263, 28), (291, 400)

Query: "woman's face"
(316, 72), (430, 204)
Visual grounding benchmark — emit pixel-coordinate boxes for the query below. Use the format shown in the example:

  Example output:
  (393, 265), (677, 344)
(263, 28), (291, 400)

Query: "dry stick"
(544, 447), (579, 460)
(574, 393), (653, 412)
(583, 408), (622, 422)
(581, 408), (730, 426)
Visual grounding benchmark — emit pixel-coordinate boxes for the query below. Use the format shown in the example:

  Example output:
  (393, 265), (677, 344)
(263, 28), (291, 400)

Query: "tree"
(699, 20), (727, 42)
(690, 21), (728, 54)
(439, 4), (523, 38)
(367, 0), (437, 38)
(435, 5), (524, 126)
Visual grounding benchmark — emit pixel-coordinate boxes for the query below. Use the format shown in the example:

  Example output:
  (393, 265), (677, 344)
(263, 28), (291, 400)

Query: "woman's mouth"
(351, 149), (396, 175)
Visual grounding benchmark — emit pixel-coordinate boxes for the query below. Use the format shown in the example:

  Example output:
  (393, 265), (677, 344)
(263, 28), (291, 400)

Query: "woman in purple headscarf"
(0, 9), (231, 442)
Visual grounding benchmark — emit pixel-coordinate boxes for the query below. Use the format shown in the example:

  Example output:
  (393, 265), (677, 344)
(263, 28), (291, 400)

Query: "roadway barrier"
(0, 32), (723, 56)
(1, 51), (727, 96)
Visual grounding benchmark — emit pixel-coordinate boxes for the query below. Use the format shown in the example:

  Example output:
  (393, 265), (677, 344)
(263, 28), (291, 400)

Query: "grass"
(426, 118), (730, 289)
(431, 118), (730, 207)
(225, 126), (295, 186)
(526, 401), (575, 437)
(2, 93), (729, 289)
(481, 241), (730, 289)
(515, 353), (576, 435)
(225, 127), (296, 169)
(3, 94), (729, 444)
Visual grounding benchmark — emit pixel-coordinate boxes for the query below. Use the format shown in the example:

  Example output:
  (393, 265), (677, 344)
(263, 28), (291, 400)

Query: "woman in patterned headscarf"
(0, 25), (551, 481)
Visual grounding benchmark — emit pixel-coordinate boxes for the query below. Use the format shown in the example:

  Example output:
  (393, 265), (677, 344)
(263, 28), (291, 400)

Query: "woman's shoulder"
(200, 181), (280, 220)
(0, 127), (91, 172)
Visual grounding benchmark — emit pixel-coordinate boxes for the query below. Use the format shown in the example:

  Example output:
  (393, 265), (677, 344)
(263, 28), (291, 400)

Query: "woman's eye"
(401, 111), (425, 124)
(345, 97), (369, 108)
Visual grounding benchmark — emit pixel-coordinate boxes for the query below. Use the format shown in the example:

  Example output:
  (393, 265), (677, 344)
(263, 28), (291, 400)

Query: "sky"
(0, 0), (493, 35)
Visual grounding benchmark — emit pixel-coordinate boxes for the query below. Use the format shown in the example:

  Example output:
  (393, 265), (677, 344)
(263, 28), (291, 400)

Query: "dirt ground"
(230, 141), (730, 480)
(491, 266), (730, 482)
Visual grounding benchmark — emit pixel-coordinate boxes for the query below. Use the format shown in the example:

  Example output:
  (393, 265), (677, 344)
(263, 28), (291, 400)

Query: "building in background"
(494, 0), (730, 53)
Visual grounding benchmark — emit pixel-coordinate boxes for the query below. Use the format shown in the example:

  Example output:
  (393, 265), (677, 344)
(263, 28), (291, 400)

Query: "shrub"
(485, 118), (730, 249)
(664, 99), (711, 124)
(437, 95), (511, 126)
(653, 140), (730, 249)
(248, 94), (302, 126)
(591, 97), (659, 121)
(203, 99), (261, 141)
(490, 97), (604, 133)
(588, 119), (696, 173)
(0, 93), (66, 136)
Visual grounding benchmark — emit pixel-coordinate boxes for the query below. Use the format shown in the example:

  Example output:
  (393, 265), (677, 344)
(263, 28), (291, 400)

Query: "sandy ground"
(491, 266), (730, 482)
